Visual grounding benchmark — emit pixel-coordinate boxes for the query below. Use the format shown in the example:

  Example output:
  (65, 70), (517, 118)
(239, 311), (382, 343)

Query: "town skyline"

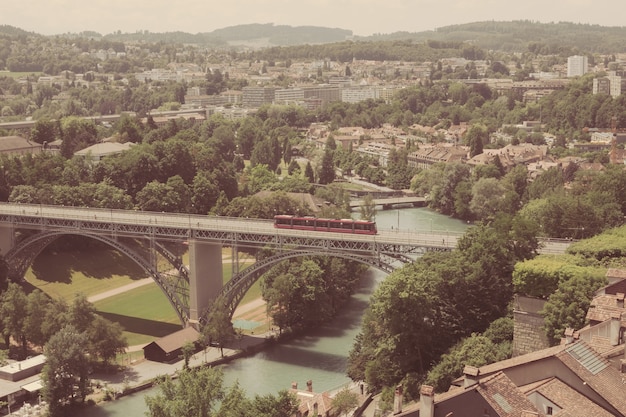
(2, 0), (625, 38)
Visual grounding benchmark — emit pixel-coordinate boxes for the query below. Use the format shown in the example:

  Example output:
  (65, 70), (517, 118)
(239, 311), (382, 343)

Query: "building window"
(547, 406), (553, 415)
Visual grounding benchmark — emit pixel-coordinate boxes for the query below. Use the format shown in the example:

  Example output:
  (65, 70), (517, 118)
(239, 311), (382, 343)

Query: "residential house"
(398, 339), (626, 417)
(407, 145), (468, 170)
(290, 380), (335, 417)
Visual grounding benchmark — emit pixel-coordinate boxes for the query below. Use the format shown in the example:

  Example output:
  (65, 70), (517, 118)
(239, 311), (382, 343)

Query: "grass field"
(25, 245), (262, 347)
(24, 247), (147, 301)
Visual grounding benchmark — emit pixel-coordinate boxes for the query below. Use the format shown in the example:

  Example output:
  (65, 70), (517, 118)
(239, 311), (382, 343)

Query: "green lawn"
(24, 247), (147, 301)
(94, 284), (181, 346)
(25, 246), (262, 346)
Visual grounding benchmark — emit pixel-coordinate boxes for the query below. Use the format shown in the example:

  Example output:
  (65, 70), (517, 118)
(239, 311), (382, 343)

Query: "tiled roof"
(586, 294), (625, 323)
(556, 341), (626, 416)
(469, 344), (567, 379)
(478, 372), (540, 417)
(526, 377), (614, 417)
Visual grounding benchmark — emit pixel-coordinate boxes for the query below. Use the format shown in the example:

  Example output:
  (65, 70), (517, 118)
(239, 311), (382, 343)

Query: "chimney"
(463, 365), (480, 388)
(610, 312), (621, 346)
(291, 382), (298, 390)
(564, 328), (575, 345)
(420, 385), (435, 417)
(617, 293), (625, 308)
(393, 384), (403, 414)
(306, 380), (313, 392)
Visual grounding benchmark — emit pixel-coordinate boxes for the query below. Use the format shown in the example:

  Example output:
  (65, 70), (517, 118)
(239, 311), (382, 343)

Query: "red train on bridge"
(274, 215), (377, 235)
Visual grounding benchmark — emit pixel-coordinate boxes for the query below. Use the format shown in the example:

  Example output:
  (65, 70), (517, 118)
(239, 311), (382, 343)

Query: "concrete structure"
(242, 86), (276, 108)
(0, 356), (46, 382)
(567, 55), (588, 77)
(593, 71), (626, 97)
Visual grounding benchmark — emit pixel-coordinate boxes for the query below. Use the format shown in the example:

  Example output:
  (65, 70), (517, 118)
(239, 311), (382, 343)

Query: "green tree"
(245, 164), (278, 194)
(466, 124), (487, 157)
(360, 194), (377, 222)
(86, 315), (127, 367)
(250, 390), (299, 417)
(304, 161), (315, 183)
(201, 295), (234, 357)
(332, 387), (360, 417)
(145, 366), (225, 417)
(424, 334), (504, 393)
(42, 325), (91, 416)
(0, 283), (28, 358)
(318, 149), (336, 185)
(24, 289), (53, 348)
(541, 272), (606, 345)
(261, 259), (328, 332)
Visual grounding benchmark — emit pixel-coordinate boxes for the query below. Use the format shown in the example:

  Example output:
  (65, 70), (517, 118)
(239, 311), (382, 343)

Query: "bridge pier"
(0, 223), (13, 256)
(188, 239), (223, 325)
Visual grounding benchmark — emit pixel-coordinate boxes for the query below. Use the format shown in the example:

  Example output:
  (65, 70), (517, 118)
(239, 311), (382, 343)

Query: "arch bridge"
(0, 203), (566, 327)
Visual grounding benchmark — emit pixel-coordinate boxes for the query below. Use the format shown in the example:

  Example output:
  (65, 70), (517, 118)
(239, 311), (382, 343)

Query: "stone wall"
(513, 295), (550, 356)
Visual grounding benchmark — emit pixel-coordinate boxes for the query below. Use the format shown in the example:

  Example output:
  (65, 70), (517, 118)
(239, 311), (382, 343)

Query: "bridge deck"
(0, 203), (569, 255)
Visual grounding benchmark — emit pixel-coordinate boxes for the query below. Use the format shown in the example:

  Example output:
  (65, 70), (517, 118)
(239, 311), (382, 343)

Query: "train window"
(317, 220), (328, 228)
(341, 222), (353, 230)
(293, 219), (306, 226)
(275, 217), (291, 226)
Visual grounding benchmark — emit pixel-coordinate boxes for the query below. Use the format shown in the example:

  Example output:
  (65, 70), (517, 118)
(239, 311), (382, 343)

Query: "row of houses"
(392, 273), (626, 417)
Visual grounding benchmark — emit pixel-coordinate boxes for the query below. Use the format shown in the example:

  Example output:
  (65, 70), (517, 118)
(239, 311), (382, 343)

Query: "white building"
(567, 55), (588, 77)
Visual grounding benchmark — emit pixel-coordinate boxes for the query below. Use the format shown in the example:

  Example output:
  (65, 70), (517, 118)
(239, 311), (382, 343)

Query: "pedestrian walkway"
(90, 332), (271, 394)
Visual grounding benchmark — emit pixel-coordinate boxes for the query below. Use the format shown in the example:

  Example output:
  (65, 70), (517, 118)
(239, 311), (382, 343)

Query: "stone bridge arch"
(4, 230), (190, 324)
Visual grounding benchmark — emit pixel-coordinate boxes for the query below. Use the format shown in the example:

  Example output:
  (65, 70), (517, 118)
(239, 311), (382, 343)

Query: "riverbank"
(89, 329), (275, 402)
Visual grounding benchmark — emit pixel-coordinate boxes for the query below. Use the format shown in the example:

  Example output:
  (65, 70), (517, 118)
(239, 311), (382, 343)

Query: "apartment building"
(567, 55), (589, 77)
(242, 86), (276, 108)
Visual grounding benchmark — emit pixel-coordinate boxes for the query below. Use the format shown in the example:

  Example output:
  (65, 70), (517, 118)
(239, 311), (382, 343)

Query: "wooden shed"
(143, 327), (200, 363)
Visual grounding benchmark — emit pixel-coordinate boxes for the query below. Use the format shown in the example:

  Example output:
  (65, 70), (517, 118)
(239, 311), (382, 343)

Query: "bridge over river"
(0, 203), (570, 326)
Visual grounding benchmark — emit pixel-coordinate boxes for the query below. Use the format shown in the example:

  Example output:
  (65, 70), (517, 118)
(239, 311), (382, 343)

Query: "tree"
(145, 366), (225, 417)
(332, 387), (359, 417)
(181, 341), (195, 370)
(304, 161), (315, 183)
(470, 177), (506, 221)
(466, 124), (487, 157)
(541, 272), (606, 345)
(86, 315), (127, 367)
(201, 296), (234, 357)
(250, 390), (299, 417)
(0, 283), (28, 358)
(360, 194), (377, 222)
(24, 289), (53, 348)
(42, 325), (91, 416)
(424, 334), (505, 392)
(261, 259), (328, 332)
(245, 164), (278, 194)
(318, 149), (336, 185)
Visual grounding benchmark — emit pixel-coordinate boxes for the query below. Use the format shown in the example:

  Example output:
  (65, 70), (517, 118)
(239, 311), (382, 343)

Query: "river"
(83, 207), (468, 416)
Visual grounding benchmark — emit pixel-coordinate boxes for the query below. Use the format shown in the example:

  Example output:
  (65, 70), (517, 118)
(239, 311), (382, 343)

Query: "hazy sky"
(2, 0), (624, 37)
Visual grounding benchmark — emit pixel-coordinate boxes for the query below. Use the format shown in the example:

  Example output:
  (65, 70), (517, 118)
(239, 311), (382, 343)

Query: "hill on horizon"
(2, 21), (626, 53)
